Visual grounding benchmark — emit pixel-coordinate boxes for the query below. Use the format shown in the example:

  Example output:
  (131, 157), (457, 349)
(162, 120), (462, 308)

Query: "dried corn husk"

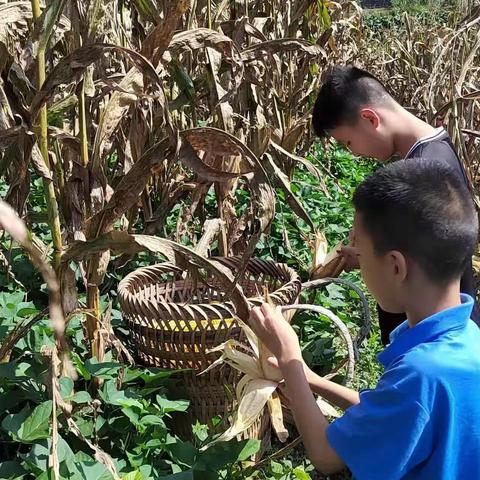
(310, 231), (345, 279)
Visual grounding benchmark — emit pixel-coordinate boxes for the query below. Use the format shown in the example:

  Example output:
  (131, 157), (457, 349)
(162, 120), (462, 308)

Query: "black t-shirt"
(377, 128), (479, 345)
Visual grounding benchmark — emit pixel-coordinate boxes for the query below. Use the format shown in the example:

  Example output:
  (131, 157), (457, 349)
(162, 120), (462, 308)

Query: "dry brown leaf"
(87, 138), (171, 238)
(62, 232), (250, 321)
(141, 0), (190, 66)
(30, 43), (161, 120)
(241, 38), (325, 62)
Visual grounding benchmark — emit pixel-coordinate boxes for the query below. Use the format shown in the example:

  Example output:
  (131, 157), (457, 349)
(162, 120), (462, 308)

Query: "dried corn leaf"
(268, 392), (289, 443)
(30, 43), (161, 120)
(87, 138), (170, 238)
(203, 378), (277, 447)
(263, 153), (314, 231)
(0, 2), (32, 41)
(30, 0), (66, 52)
(0, 201), (74, 377)
(241, 39), (325, 62)
(62, 232), (250, 321)
(310, 233), (345, 279)
(179, 138), (241, 182)
(141, 0), (190, 66)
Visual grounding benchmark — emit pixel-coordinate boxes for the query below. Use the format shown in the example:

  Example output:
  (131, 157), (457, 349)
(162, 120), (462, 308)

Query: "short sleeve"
(412, 141), (467, 185)
(326, 368), (432, 480)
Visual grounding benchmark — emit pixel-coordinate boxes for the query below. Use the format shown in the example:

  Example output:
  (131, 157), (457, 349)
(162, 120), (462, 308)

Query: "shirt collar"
(377, 294), (474, 369)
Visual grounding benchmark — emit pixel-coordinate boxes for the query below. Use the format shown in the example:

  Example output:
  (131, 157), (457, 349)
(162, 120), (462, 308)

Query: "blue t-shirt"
(327, 294), (480, 480)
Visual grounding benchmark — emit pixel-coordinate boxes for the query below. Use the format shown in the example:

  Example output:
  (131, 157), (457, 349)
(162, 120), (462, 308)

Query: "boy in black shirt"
(312, 65), (478, 344)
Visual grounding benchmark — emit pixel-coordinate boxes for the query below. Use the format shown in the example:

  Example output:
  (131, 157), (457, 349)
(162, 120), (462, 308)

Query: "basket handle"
(301, 278), (372, 360)
(280, 304), (355, 385)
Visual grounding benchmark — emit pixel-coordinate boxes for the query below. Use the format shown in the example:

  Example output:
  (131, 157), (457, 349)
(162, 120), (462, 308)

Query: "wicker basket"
(118, 257), (301, 447)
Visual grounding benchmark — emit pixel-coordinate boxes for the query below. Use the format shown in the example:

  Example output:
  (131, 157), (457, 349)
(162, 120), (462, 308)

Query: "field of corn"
(0, 0), (479, 479)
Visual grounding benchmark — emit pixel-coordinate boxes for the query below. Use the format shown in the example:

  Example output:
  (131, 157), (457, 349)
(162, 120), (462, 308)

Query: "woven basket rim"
(118, 256), (301, 320)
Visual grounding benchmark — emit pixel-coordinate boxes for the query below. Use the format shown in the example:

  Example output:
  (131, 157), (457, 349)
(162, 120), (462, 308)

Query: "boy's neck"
(405, 281), (462, 328)
(390, 107), (438, 158)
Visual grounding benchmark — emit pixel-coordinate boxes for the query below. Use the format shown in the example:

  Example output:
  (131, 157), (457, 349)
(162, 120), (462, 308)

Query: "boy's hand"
(249, 303), (302, 366)
(338, 228), (359, 271)
(339, 245), (360, 271)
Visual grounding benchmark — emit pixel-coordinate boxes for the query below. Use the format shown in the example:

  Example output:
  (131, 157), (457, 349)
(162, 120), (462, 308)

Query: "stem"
(78, 81), (89, 169)
(86, 278), (101, 358)
(31, 0), (63, 271)
(207, 0), (212, 28)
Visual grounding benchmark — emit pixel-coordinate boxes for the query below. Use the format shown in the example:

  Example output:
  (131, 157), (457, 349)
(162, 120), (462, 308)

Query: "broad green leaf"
(0, 362), (34, 380)
(74, 417), (94, 438)
(59, 376), (74, 399)
(195, 439), (260, 471)
(1, 405), (30, 441)
(156, 396), (189, 413)
(165, 441), (197, 468)
(72, 352), (91, 380)
(121, 471), (143, 480)
(192, 422), (208, 442)
(19, 400), (52, 442)
(74, 459), (113, 480)
(140, 415), (165, 427)
(123, 367), (179, 384)
(293, 467), (312, 480)
(70, 390), (92, 404)
(100, 380), (143, 409)
(22, 437), (74, 472)
(158, 470), (194, 480)
(0, 460), (27, 480)
(84, 359), (122, 379)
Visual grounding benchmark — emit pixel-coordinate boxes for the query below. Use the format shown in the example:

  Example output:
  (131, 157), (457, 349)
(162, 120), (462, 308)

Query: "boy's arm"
(270, 357), (360, 410)
(305, 368), (360, 410)
(281, 359), (345, 474)
(250, 304), (345, 474)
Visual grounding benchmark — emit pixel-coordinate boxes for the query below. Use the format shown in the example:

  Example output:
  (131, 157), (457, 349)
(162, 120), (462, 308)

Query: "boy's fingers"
(249, 306), (264, 327)
(260, 302), (274, 316)
(267, 356), (279, 368)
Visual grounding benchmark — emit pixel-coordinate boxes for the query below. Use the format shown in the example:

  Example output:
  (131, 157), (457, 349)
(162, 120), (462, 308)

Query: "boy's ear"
(389, 250), (408, 282)
(360, 108), (380, 129)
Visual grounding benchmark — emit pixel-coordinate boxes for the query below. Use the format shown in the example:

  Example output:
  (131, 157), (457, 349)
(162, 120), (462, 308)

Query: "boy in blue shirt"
(249, 158), (480, 479)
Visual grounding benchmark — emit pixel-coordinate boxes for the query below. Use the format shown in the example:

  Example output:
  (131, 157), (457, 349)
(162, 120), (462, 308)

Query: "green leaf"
(16, 307), (40, 317)
(70, 390), (92, 404)
(123, 367), (180, 384)
(165, 441), (197, 467)
(22, 437), (74, 472)
(293, 467), (312, 480)
(59, 376), (74, 399)
(140, 415), (165, 427)
(85, 359), (122, 379)
(100, 380), (143, 409)
(72, 352), (91, 380)
(2, 405), (30, 441)
(36, 0), (67, 51)
(74, 459), (113, 480)
(20, 400), (52, 442)
(121, 471), (143, 480)
(192, 422), (208, 442)
(0, 460), (27, 480)
(0, 362), (34, 380)
(158, 470), (194, 480)
(74, 416), (94, 437)
(195, 439), (260, 471)
(156, 395), (189, 413)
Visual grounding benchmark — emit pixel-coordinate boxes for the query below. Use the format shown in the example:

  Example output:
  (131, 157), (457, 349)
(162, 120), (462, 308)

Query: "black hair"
(353, 158), (478, 284)
(312, 65), (394, 137)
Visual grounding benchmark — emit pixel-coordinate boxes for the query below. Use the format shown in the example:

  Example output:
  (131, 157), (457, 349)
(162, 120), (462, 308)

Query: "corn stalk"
(30, 0), (64, 270)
